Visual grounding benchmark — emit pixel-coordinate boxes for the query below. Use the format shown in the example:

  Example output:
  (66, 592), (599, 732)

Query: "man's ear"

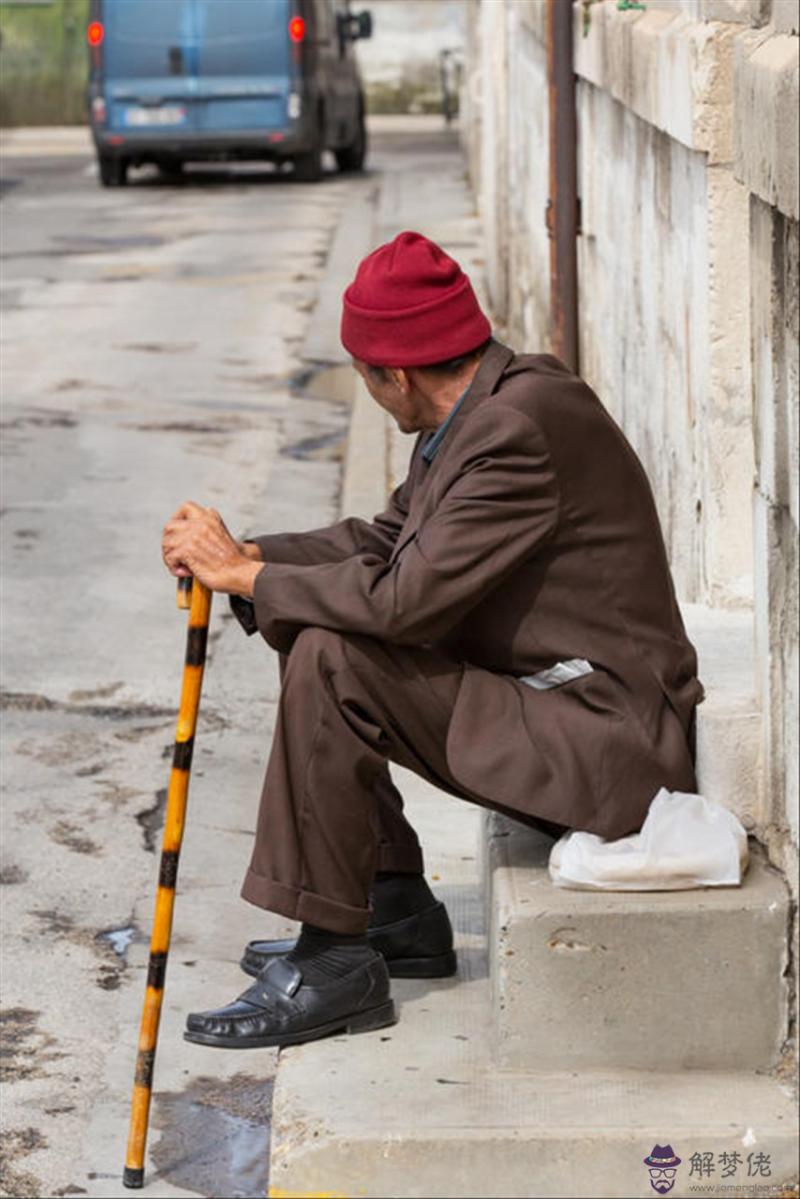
(404, 366), (440, 400)
(387, 367), (411, 394)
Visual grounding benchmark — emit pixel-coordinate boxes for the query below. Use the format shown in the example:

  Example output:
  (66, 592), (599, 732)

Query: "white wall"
(506, 2), (550, 351)
(461, 0), (798, 874)
(748, 178), (799, 867)
(477, 0), (509, 319)
(577, 88), (712, 602)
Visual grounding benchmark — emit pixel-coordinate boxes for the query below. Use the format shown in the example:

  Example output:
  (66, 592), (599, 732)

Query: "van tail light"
(91, 96), (107, 125)
(87, 20), (104, 70)
(288, 16), (305, 42)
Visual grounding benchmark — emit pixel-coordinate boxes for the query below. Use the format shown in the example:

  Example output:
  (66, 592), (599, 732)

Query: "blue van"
(86, 0), (372, 185)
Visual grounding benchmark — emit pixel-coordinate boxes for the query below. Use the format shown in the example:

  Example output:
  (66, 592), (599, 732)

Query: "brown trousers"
(241, 627), (566, 934)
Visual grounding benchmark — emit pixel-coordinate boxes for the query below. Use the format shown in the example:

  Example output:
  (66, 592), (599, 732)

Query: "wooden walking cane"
(123, 574), (212, 1189)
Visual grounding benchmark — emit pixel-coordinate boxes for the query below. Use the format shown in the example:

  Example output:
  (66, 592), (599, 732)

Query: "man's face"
(352, 359), (424, 434)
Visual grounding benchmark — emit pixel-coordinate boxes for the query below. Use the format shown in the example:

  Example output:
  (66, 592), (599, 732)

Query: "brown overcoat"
(249, 340), (703, 839)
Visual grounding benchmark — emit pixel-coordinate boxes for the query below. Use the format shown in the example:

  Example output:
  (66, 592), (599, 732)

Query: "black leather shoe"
(184, 952), (395, 1049)
(240, 902), (457, 981)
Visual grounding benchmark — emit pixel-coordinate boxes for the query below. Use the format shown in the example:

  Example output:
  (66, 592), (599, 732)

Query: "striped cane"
(122, 575), (212, 1189)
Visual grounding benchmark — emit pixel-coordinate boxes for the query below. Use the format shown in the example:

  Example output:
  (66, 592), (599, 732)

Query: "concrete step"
(485, 815), (790, 1073)
(271, 1058), (797, 1198)
(268, 776), (797, 1199)
(484, 601), (786, 1075)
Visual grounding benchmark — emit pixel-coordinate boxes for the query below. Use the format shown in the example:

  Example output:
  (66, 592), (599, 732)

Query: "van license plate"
(125, 106), (187, 127)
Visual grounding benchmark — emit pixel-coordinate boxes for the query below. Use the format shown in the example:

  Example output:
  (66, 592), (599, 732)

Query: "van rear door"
(193, 0), (291, 134)
(103, 0), (198, 136)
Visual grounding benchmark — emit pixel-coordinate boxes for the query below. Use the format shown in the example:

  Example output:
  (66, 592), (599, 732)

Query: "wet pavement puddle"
(151, 1074), (272, 1198)
(96, 925), (135, 959)
(281, 429), (346, 462)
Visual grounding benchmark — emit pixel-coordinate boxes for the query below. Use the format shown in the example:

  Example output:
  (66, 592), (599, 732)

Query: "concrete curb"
(300, 178), (376, 365)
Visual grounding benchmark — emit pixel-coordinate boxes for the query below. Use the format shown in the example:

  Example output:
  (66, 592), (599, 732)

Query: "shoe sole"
(239, 948), (457, 982)
(183, 999), (397, 1050)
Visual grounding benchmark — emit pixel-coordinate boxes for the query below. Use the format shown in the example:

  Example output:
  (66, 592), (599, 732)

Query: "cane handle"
(177, 576), (192, 609)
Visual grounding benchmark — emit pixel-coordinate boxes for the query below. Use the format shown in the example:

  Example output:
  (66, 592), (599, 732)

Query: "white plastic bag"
(548, 788), (749, 891)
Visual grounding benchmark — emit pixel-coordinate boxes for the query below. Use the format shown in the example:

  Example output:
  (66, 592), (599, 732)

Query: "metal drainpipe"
(546, 0), (580, 374)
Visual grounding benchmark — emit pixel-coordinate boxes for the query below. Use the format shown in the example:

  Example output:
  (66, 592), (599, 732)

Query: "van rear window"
(197, 0), (290, 78)
(102, 0), (290, 81)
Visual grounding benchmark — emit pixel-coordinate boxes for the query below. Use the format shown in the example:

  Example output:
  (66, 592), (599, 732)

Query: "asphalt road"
(0, 137), (365, 1199)
(0, 118), (471, 1199)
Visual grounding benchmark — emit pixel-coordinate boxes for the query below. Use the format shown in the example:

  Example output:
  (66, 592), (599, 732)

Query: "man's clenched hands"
(162, 501), (263, 596)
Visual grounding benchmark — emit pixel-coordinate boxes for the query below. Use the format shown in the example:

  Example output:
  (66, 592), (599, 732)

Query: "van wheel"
(335, 111), (367, 173)
(293, 127), (323, 183)
(98, 154), (128, 188)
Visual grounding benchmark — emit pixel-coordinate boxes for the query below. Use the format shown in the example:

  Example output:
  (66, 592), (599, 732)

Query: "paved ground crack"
(0, 690), (175, 720)
(136, 788), (167, 853)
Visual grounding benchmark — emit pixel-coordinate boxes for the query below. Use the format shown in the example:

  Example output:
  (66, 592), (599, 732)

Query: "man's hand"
(162, 502), (263, 597)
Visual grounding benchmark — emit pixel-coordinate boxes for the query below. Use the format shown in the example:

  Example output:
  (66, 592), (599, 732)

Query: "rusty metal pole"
(546, 0), (579, 374)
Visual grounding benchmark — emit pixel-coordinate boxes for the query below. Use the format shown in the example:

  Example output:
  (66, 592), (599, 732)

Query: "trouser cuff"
(241, 869), (370, 935)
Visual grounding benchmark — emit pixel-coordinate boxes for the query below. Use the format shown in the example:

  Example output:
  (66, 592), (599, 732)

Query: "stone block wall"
(734, 12), (799, 869)
(574, 4), (755, 609)
(506, 3), (551, 353)
(461, 0), (798, 880)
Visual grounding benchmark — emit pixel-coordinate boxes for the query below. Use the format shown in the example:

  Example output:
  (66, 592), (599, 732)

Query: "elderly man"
(161, 231), (702, 1050)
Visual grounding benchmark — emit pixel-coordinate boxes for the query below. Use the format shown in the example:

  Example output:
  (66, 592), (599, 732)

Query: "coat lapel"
(448, 338), (516, 423)
(388, 339), (516, 561)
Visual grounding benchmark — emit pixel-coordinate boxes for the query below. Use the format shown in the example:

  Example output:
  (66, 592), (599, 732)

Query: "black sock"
(285, 923), (372, 984)
(370, 871), (436, 925)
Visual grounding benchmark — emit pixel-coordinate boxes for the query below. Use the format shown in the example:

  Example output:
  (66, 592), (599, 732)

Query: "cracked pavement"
(0, 142), (360, 1199)
(1, 118), (475, 1198)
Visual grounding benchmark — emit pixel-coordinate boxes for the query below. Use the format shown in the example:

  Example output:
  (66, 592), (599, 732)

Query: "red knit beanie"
(340, 231), (491, 367)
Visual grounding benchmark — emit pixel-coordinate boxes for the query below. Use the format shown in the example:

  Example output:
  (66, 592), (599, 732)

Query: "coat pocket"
(518, 658), (594, 691)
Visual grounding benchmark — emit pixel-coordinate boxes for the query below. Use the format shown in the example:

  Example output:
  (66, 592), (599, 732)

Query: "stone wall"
(506, 3), (550, 350)
(461, 0), (798, 876)
(575, 4), (757, 610)
(733, 9), (799, 871)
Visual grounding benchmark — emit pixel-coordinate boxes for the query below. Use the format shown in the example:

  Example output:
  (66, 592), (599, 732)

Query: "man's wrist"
(231, 559), (263, 598)
(239, 540), (264, 562)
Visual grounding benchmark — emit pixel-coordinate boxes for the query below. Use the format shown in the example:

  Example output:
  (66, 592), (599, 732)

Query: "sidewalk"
(0, 125), (93, 156)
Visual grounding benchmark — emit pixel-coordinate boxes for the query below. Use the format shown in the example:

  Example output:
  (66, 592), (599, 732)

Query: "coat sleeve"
(251, 408), (559, 653)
